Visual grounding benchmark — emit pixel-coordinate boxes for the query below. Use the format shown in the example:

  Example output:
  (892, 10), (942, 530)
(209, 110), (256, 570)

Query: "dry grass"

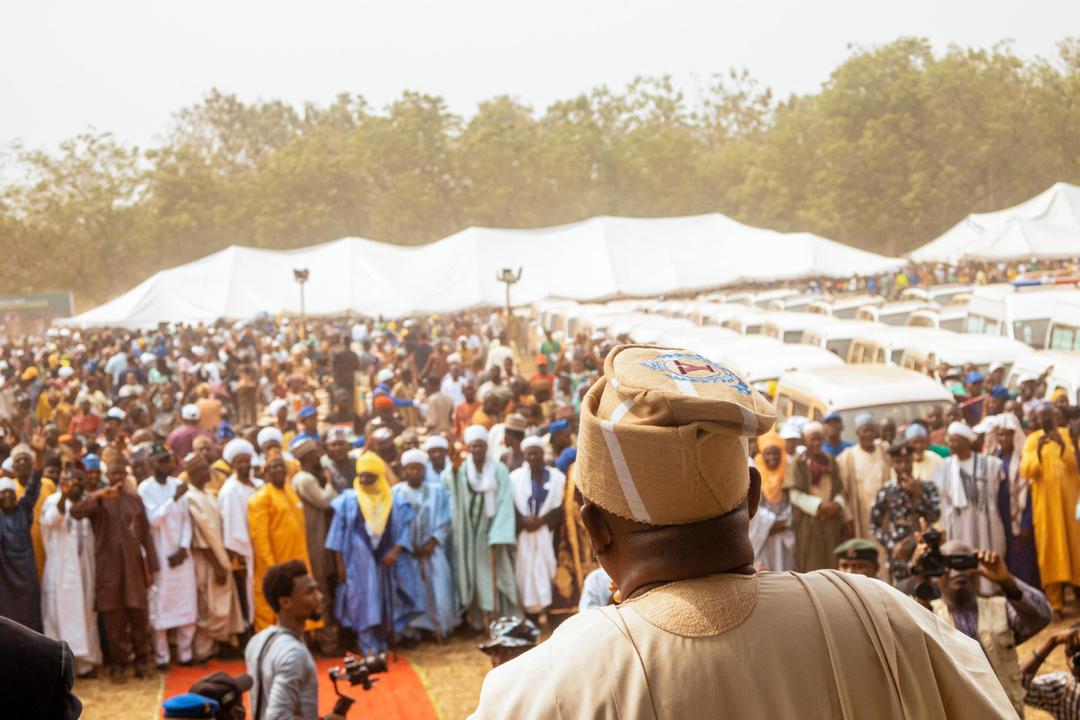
(406, 633), (492, 720)
(75, 670), (162, 720)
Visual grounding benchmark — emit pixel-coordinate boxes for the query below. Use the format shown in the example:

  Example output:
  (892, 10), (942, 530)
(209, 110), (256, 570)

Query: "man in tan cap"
(471, 345), (1013, 719)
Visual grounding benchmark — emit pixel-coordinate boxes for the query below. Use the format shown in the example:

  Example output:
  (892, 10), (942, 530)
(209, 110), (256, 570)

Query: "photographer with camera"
(245, 560), (345, 720)
(1021, 625), (1080, 719)
(915, 538), (1052, 716)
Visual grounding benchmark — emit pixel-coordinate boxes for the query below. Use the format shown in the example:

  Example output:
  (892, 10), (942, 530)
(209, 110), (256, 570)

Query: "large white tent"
(909, 182), (1080, 263)
(64, 213), (905, 328)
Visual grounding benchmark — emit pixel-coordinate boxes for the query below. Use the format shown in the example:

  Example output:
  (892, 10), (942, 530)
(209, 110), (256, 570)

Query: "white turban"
(223, 438), (256, 465)
(376, 368), (394, 384)
(424, 435), (449, 451)
(400, 449), (429, 467)
(463, 425), (489, 445)
(947, 421), (977, 442)
(521, 436), (546, 451)
(267, 398), (288, 417)
(854, 412), (875, 430)
(257, 426), (283, 450)
(779, 419), (803, 440)
(325, 426), (351, 444)
(904, 424), (928, 440)
(181, 404), (201, 421)
(1, 458), (12, 474)
(0, 478), (15, 493)
(447, 352), (463, 365)
(802, 421), (825, 437)
(997, 412), (1021, 432)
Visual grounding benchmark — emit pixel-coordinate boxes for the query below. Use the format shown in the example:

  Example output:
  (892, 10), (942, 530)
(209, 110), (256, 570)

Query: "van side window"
(1050, 326), (1080, 351)
(791, 401), (810, 417)
(775, 396), (793, 418)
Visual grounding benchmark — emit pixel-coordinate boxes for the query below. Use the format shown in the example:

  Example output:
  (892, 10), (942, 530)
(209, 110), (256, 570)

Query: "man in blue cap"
(293, 406), (320, 445)
(822, 412), (853, 458)
(987, 385), (1011, 417)
(962, 371), (988, 425)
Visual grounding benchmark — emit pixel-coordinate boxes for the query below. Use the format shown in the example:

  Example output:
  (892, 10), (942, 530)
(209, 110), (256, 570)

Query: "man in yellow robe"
(248, 452), (312, 631)
(1020, 402), (1080, 611)
(472, 344), (1013, 719)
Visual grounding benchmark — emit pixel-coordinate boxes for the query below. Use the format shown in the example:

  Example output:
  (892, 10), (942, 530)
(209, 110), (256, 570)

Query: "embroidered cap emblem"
(640, 352), (751, 395)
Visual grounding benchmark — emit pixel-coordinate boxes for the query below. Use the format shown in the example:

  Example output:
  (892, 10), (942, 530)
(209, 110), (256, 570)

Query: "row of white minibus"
(532, 280), (1080, 441)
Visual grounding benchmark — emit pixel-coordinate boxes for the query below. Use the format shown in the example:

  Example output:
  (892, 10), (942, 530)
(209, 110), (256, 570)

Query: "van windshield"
(1049, 325), (1080, 351)
(1013, 319), (1048, 347)
(965, 314), (1001, 335)
(836, 402), (946, 442)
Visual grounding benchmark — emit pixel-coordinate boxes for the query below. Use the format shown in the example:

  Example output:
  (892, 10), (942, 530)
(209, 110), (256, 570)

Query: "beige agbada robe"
(836, 442), (891, 540)
(471, 570), (1012, 719)
(187, 484), (245, 650)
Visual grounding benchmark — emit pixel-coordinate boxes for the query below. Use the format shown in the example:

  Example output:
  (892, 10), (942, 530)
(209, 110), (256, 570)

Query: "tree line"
(2, 37), (1078, 308)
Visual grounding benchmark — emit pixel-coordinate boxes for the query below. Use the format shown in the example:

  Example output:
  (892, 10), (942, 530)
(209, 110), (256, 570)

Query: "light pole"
(496, 267), (522, 339)
(293, 268), (310, 338)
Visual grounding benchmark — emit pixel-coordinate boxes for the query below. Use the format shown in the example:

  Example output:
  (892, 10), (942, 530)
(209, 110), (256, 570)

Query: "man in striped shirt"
(1023, 626), (1080, 720)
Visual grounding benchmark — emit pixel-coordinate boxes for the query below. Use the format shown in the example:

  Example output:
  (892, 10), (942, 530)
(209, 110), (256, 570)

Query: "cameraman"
(245, 560), (345, 720)
(919, 540), (1051, 716)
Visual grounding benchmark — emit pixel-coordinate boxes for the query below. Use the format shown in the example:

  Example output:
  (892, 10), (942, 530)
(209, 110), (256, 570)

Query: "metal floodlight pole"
(494, 267), (520, 341)
(293, 268), (310, 338)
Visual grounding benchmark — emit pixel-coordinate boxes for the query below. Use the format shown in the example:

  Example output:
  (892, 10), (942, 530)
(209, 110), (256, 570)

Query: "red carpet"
(162, 654), (438, 719)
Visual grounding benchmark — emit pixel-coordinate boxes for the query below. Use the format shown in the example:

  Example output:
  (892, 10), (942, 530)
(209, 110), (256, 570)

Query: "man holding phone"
(928, 540), (1052, 716)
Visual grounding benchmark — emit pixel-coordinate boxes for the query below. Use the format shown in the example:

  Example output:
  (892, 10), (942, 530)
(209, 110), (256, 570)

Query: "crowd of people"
(749, 362), (1080, 716)
(774, 257), (1078, 299)
(2, 300), (1080, 717)
(0, 312), (613, 688)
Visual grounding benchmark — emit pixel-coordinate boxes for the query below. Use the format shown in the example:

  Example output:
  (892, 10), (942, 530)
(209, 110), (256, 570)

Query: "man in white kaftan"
(508, 437), (566, 615)
(40, 468), (101, 674)
(138, 447), (197, 667)
(218, 439), (263, 628)
(932, 422), (1007, 595)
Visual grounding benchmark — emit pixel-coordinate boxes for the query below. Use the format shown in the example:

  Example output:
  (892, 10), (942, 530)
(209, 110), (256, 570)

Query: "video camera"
(328, 653), (389, 717)
(912, 530), (979, 577)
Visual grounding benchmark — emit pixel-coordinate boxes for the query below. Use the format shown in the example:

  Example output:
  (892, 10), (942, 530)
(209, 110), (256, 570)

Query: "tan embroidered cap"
(577, 344), (776, 525)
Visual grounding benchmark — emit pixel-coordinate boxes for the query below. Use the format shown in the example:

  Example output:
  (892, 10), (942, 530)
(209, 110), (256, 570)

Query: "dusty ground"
(74, 632), (492, 720)
(73, 616), (1071, 719)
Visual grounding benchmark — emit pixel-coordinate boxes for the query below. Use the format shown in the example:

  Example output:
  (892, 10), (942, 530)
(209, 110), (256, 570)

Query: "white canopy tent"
(909, 182), (1080, 263)
(64, 213), (906, 328)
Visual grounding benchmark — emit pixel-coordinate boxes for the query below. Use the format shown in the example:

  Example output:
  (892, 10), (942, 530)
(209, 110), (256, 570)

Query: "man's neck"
(154, 473), (168, 484)
(859, 441), (876, 453)
(276, 614), (306, 636)
(944, 595), (975, 614)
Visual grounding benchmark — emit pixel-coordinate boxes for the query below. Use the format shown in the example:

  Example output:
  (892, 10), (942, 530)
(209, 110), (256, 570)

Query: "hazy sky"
(3, 0), (1076, 151)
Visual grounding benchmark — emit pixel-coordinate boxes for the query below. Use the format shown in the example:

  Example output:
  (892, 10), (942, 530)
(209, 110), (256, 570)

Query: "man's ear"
(746, 466), (762, 520)
(580, 502), (613, 555)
